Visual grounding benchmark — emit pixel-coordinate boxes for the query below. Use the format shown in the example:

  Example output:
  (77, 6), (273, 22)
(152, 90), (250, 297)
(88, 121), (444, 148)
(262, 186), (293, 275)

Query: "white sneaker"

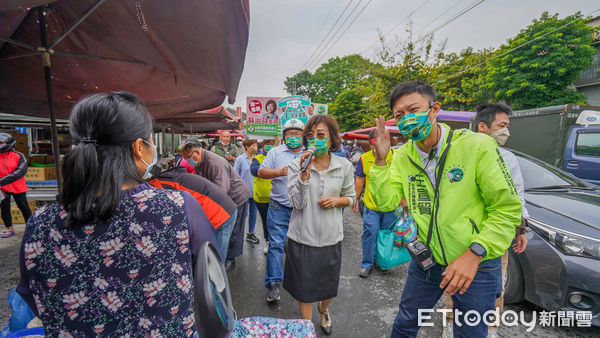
(263, 241), (269, 255)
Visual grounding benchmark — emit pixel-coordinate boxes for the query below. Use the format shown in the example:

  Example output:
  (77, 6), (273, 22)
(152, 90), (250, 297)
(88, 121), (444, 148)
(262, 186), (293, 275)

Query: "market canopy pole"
(37, 6), (62, 193)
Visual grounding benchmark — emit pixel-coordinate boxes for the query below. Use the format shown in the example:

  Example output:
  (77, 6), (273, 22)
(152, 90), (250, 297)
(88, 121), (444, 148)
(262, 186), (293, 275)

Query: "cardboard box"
(29, 155), (54, 165)
(25, 167), (56, 181)
(10, 133), (27, 144)
(57, 134), (71, 142)
(0, 200), (37, 225)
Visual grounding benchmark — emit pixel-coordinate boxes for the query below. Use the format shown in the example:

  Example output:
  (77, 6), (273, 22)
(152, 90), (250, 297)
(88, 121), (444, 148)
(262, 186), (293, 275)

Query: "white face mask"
(492, 128), (510, 146)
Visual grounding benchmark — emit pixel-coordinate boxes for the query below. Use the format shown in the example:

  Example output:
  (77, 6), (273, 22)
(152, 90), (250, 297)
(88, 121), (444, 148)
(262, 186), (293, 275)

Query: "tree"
(435, 47), (495, 111)
(487, 12), (595, 109)
(284, 54), (382, 102)
(365, 30), (445, 119)
(328, 86), (371, 131)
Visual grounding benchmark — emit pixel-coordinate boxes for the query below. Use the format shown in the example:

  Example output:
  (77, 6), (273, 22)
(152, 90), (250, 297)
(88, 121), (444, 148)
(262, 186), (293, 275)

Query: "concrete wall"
(579, 85), (600, 105)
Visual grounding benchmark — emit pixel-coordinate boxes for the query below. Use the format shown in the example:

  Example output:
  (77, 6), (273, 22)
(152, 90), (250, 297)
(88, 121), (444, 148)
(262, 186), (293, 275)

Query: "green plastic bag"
(376, 218), (412, 270)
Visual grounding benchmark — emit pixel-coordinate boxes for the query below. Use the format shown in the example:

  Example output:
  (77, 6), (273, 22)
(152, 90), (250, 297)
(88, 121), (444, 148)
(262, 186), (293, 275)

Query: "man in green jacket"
(369, 81), (521, 338)
(210, 130), (238, 166)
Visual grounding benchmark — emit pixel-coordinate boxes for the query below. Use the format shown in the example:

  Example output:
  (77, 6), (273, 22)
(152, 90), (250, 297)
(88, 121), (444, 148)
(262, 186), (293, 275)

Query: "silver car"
(504, 150), (600, 327)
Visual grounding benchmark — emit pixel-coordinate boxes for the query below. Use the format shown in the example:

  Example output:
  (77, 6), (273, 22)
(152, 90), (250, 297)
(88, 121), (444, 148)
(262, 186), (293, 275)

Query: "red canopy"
(0, 0), (250, 119)
(154, 106), (239, 133)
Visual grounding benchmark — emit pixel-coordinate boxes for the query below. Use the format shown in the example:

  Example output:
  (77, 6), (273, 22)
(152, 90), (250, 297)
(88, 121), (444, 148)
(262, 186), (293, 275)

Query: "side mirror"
(194, 242), (234, 338)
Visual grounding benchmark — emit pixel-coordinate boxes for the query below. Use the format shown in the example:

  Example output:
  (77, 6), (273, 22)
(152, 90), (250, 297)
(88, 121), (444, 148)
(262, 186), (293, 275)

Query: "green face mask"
(264, 144), (274, 153)
(285, 136), (302, 149)
(308, 137), (329, 156)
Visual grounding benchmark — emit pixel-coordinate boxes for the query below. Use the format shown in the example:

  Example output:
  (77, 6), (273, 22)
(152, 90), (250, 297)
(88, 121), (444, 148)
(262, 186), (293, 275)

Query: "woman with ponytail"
(16, 92), (216, 336)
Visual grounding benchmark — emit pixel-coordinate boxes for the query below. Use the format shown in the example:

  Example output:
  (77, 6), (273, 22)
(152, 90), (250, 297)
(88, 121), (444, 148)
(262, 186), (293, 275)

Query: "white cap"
(282, 118), (305, 135)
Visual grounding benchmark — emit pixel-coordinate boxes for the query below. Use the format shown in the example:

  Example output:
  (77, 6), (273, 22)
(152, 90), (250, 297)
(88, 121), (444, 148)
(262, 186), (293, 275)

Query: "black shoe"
(358, 267), (372, 278)
(318, 303), (332, 335)
(374, 264), (389, 274)
(266, 282), (280, 302)
(246, 232), (260, 244)
(224, 258), (236, 271)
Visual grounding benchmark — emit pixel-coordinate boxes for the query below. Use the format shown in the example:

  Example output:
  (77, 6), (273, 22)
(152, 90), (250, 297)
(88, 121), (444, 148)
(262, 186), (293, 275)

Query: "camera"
(406, 240), (436, 270)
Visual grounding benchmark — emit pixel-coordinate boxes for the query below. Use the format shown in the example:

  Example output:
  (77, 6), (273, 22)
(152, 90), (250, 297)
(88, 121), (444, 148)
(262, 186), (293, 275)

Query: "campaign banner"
(307, 103), (328, 120)
(279, 95), (311, 126)
(246, 97), (282, 135)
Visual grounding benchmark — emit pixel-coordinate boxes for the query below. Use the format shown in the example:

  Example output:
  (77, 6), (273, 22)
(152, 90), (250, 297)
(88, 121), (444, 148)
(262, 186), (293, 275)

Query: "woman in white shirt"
(285, 115), (355, 335)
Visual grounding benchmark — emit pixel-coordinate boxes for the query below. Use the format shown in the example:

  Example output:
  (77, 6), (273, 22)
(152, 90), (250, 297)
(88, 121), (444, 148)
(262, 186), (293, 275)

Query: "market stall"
(0, 0), (250, 186)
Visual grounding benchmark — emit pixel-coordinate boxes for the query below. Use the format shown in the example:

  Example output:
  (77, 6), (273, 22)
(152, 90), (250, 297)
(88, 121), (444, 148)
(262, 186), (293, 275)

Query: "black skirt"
(283, 238), (342, 303)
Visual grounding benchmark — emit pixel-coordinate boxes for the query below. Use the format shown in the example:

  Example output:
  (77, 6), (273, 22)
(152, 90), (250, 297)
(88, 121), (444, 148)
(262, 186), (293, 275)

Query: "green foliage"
(487, 12), (595, 109)
(284, 54), (381, 103)
(364, 33), (445, 121)
(328, 86), (371, 131)
(435, 47), (495, 110)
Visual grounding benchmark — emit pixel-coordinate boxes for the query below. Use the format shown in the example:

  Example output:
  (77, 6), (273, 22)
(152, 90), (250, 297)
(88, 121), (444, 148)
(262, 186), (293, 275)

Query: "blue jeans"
(247, 198), (257, 234)
(215, 209), (237, 261)
(264, 200), (292, 287)
(362, 206), (396, 269)
(228, 203), (249, 259)
(391, 258), (502, 338)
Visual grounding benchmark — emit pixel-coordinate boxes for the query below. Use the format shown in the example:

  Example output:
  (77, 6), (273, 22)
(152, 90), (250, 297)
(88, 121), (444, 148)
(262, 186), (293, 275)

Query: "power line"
(433, 7), (600, 85)
(412, 0), (487, 46)
(360, 0), (433, 55)
(308, 0), (373, 71)
(411, 0), (467, 39)
(300, 0), (355, 71)
(351, 7), (600, 116)
(305, 0), (365, 71)
(295, 0), (342, 72)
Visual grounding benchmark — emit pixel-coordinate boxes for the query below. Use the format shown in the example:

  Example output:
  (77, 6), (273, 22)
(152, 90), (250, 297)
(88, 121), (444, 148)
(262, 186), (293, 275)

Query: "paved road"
(227, 210), (600, 337)
(1, 211), (599, 337)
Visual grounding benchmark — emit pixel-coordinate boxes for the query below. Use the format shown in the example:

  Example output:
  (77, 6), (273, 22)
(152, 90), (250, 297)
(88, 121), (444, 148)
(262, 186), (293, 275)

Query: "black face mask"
(0, 140), (15, 153)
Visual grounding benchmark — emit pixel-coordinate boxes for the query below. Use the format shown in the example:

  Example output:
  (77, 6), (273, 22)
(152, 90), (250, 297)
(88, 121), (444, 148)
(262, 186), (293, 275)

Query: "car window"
(575, 132), (600, 157)
(516, 155), (585, 189)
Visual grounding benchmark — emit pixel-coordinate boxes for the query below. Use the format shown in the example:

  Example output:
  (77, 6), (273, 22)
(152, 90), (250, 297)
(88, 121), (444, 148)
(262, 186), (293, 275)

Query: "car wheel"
(504, 251), (524, 304)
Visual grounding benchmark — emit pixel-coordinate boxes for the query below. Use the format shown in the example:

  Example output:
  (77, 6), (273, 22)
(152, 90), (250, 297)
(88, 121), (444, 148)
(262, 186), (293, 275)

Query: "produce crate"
(25, 166), (57, 181)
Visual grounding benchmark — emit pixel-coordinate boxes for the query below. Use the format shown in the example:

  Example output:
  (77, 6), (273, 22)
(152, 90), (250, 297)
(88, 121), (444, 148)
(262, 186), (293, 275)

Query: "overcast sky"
(228, 0), (599, 109)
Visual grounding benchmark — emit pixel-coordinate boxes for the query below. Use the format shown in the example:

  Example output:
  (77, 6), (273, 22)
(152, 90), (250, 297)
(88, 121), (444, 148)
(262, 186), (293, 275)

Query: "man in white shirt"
(443, 102), (529, 338)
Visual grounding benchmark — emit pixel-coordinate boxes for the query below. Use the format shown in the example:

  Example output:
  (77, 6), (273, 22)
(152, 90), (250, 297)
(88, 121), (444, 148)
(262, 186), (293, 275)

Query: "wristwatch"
(469, 242), (487, 258)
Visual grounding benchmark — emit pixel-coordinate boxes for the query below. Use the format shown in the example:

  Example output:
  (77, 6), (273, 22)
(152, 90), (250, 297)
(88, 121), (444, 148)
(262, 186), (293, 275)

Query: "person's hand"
(279, 166), (289, 177)
(513, 234), (528, 253)
(400, 197), (408, 211)
(299, 150), (313, 181)
(226, 154), (236, 161)
(440, 249), (482, 295)
(351, 200), (359, 213)
(374, 115), (391, 165)
(318, 196), (337, 209)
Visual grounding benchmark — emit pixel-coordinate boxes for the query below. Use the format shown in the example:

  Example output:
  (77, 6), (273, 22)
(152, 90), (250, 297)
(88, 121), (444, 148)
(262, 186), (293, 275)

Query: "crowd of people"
(5, 80), (530, 337)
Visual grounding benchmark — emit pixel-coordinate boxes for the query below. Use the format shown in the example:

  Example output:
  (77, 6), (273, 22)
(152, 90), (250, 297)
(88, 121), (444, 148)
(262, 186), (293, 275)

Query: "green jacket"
(210, 142), (237, 166)
(369, 125), (521, 264)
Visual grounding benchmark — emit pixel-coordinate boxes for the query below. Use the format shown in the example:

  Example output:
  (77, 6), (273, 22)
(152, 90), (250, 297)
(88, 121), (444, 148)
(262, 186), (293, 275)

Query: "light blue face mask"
(140, 140), (158, 179)
(186, 151), (199, 167)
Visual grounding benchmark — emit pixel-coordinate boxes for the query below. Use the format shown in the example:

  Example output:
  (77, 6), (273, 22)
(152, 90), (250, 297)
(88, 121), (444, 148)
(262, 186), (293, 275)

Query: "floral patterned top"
(16, 183), (216, 337)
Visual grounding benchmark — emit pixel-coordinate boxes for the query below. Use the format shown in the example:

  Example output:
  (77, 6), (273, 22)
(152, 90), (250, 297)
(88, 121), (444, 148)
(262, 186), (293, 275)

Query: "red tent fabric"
(154, 106), (239, 133)
(0, 0), (250, 119)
